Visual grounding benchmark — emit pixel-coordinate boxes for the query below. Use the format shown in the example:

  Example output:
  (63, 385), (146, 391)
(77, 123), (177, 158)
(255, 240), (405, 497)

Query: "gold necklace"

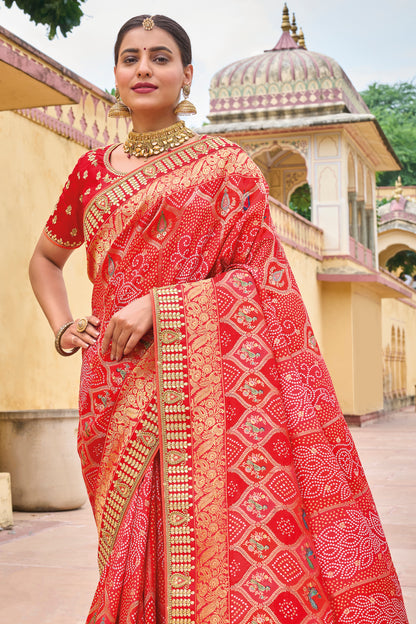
(123, 120), (195, 158)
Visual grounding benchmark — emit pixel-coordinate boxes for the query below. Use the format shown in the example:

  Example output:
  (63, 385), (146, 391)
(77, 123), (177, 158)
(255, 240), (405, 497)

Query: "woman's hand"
(60, 316), (101, 351)
(102, 294), (153, 361)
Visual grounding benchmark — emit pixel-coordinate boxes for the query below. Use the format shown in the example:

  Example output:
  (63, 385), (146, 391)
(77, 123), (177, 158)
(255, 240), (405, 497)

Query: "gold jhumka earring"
(108, 88), (130, 118)
(174, 84), (197, 116)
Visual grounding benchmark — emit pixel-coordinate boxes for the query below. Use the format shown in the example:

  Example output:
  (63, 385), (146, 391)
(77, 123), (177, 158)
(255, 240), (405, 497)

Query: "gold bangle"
(54, 321), (80, 357)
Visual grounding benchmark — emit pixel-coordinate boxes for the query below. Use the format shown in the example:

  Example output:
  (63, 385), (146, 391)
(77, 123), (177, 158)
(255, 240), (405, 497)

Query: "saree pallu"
(58, 136), (407, 623)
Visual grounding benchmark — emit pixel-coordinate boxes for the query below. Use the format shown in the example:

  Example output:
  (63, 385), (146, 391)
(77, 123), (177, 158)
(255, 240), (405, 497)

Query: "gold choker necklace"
(123, 121), (195, 158)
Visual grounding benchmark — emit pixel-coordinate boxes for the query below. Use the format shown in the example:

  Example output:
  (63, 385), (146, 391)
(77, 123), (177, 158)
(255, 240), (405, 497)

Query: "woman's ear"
(184, 64), (193, 85)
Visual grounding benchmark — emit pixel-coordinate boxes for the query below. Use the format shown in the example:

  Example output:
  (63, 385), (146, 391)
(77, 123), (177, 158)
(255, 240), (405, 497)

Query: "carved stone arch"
(287, 179), (311, 205)
(401, 329), (407, 395)
(379, 242), (416, 269)
(383, 344), (392, 398)
(245, 138), (309, 162)
(248, 140), (309, 206)
(391, 325), (396, 350)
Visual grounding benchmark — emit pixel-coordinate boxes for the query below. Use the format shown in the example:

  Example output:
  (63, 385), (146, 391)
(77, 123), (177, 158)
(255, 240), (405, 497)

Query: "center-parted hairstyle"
(114, 15), (192, 67)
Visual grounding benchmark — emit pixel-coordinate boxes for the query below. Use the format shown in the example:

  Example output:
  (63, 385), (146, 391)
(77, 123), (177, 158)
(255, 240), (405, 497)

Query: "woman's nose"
(136, 55), (152, 77)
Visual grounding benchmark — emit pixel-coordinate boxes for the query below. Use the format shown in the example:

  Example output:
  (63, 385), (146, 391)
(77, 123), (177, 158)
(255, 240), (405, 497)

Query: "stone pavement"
(0, 407), (414, 623)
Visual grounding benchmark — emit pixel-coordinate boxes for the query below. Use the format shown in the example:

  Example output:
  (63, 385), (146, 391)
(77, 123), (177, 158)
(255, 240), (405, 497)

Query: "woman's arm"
(29, 234), (100, 351)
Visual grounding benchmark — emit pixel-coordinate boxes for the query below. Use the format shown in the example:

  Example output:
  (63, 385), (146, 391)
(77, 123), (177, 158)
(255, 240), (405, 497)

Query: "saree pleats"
(52, 136), (410, 623)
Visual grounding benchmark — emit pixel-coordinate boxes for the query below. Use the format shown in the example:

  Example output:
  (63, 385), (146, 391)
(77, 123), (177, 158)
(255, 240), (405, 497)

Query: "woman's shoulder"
(75, 144), (115, 170)
(198, 134), (264, 180)
(67, 144), (120, 183)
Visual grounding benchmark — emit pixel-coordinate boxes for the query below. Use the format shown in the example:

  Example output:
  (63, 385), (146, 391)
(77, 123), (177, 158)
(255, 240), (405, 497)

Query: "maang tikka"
(108, 88), (130, 118)
(174, 84), (197, 116)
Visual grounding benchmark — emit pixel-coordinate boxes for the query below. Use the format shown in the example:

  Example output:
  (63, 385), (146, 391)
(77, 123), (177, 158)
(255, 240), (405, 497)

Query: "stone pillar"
(349, 191), (358, 239)
(357, 200), (366, 246)
(366, 209), (376, 262)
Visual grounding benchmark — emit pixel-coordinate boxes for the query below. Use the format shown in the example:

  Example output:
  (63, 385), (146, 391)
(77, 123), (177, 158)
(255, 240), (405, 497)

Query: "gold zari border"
(98, 401), (159, 573)
(153, 285), (195, 624)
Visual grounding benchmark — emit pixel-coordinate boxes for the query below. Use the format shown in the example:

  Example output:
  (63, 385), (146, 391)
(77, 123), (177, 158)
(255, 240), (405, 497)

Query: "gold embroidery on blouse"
(66, 205), (72, 215)
(44, 227), (81, 248)
(87, 150), (100, 167)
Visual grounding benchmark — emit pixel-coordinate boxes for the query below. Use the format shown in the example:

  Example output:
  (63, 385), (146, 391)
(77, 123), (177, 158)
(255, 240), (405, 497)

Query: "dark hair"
(114, 14), (192, 67)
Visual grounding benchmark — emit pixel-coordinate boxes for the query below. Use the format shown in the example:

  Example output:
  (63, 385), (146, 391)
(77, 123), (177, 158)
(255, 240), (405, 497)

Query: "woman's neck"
(130, 112), (180, 133)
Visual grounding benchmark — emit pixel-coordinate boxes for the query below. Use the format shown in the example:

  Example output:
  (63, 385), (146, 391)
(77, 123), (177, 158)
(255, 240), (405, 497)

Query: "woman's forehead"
(119, 26), (179, 52)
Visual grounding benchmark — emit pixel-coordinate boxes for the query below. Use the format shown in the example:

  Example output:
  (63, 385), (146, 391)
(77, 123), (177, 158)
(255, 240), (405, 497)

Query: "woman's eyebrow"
(120, 48), (139, 55)
(149, 46), (173, 53)
(120, 46), (173, 55)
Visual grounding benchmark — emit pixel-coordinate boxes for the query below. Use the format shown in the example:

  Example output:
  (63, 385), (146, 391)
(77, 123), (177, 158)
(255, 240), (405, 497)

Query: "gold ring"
(76, 317), (88, 333)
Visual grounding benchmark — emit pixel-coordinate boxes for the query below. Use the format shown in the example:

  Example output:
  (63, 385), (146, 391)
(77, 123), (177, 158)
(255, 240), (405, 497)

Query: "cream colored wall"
(320, 282), (354, 412)
(320, 282), (383, 415)
(352, 285), (383, 413)
(382, 297), (416, 396)
(282, 244), (323, 347)
(0, 111), (91, 410)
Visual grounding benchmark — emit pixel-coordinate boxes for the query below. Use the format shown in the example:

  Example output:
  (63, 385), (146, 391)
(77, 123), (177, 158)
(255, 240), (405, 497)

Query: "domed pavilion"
(202, 5), (416, 422)
(203, 4), (399, 263)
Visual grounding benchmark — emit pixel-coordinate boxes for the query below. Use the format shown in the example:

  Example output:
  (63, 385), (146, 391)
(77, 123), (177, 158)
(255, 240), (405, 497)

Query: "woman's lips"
(132, 83), (158, 94)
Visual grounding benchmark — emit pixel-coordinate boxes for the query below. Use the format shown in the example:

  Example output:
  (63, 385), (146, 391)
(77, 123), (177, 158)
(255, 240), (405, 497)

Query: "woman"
(29, 14), (408, 624)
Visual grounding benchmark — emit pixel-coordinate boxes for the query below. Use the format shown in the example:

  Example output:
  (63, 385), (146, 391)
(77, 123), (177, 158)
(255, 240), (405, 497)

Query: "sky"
(1, 0), (415, 127)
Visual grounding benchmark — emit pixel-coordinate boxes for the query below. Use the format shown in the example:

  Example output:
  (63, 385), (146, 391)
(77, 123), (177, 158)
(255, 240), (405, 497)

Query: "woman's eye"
(153, 56), (169, 64)
(123, 56), (137, 64)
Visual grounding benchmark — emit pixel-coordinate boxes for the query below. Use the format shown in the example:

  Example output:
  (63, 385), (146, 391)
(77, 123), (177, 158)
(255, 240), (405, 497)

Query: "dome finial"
(394, 175), (403, 200)
(291, 13), (299, 44)
(298, 27), (307, 49)
(281, 3), (291, 32)
(266, 3), (299, 51)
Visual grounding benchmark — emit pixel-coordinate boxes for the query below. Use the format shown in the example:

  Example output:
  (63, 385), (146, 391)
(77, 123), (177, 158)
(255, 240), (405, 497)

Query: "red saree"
(45, 135), (408, 624)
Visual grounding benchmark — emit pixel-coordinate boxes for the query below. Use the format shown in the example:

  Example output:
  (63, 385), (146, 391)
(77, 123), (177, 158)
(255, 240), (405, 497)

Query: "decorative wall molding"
(16, 88), (130, 149)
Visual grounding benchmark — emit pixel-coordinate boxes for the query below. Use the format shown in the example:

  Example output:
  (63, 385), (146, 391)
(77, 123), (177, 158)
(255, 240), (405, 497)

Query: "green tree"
(360, 81), (416, 186)
(289, 183), (311, 221)
(386, 250), (416, 277)
(3, 0), (86, 39)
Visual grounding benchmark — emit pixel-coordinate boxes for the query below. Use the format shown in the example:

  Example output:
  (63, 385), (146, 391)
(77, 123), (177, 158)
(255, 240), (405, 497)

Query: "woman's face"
(114, 26), (193, 130)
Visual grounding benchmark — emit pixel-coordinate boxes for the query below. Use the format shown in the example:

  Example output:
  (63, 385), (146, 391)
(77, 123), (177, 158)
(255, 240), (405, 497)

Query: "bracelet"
(54, 321), (80, 357)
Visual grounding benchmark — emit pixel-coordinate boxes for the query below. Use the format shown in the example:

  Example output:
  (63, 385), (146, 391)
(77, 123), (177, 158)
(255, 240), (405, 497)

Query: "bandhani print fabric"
(45, 135), (409, 624)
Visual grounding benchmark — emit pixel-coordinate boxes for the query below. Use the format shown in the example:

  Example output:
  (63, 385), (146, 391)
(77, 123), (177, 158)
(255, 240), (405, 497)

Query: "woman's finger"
(102, 319), (114, 354)
(123, 331), (142, 356)
(112, 327), (131, 361)
(89, 315), (101, 328)
(75, 316), (100, 339)
(61, 327), (93, 351)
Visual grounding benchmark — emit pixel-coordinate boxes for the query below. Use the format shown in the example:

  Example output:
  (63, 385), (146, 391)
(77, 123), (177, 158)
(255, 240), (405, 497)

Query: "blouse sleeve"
(44, 158), (85, 249)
